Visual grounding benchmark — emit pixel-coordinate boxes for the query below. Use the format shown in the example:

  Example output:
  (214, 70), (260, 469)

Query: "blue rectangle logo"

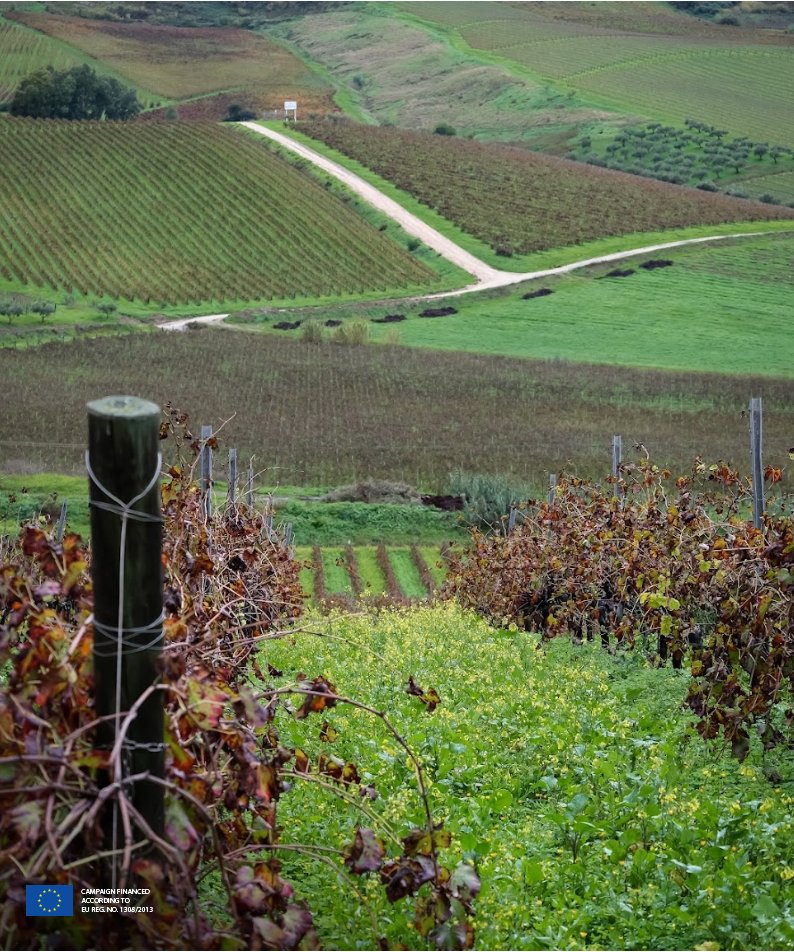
(26, 885), (73, 916)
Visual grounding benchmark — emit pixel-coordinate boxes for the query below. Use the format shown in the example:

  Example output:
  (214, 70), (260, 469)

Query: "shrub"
(223, 102), (258, 122)
(300, 321), (324, 343)
(433, 123), (456, 136)
(446, 471), (529, 531)
(332, 321), (369, 345)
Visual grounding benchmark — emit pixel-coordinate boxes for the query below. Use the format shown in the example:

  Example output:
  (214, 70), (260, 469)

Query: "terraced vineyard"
(0, 118), (432, 304)
(299, 121), (794, 256)
(296, 544), (449, 603)
(0, 16), (85, 102)
(7, 10), (334, 112)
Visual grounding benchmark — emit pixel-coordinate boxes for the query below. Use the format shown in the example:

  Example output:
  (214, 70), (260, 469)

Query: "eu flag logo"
(25, 885), (74, 916)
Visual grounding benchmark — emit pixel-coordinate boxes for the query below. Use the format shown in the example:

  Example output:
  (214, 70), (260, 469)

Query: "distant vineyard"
(0, 118), (432, 303)
(0, 17), (84, 102)
(1, 332), (792, 488)
(7, 11), (334, 109)
(410, 1), (794, 146)
(299, 121), (794, 256)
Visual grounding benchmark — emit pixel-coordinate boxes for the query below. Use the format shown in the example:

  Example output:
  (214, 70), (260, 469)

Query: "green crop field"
(7, 10), (335, 112)
(0, 15), (86, 102)
(298, 121), (794, 259)
(1, 329), (791, 490)
(740, 169), (794, 203)
(0, 117), (435, 305)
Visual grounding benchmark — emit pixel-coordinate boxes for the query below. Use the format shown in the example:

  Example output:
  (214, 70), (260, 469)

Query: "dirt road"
(156, 121), (771, 329)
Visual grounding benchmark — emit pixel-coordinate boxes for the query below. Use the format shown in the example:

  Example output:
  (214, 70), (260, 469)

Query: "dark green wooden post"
(87, 396), (164, 855)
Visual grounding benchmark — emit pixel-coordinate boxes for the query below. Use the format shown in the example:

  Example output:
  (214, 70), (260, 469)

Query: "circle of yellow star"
(37, 888), (61, 913)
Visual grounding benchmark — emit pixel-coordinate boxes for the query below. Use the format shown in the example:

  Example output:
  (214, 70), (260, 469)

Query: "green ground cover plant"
(0, 117), (434, 305)
(1, 331), (791, 489)
(263, 603), (794, 950)
(298, 120), (794, 258)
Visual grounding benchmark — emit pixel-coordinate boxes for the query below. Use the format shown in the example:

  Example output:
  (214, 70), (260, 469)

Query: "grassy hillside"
(268, 6), (614, 142)
(298, 120), (794, 259)
(0, 117), (437, 305)
(236, 232), (794, 377)
(7, 10), (336, 114)
(0, 15), (88, 102)
(0, 330), (791, 488)
(402, 1), (794, 148)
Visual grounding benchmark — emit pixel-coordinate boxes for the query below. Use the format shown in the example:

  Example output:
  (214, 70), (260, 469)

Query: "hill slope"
(0, 117), (435, 305)
(298, 121), (794, 257)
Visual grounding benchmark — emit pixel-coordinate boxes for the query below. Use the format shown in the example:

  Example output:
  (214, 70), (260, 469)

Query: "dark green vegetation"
(233, 233), (794, 378)
(10, 63), (139, 118)
(298, 121), (794, 257)
(266, 605), (794, 950)
(0, 118), (434, 304)
(1, 330), (791, 490)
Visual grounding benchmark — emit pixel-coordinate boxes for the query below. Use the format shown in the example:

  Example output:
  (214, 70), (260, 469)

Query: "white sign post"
(284, 100), (297, 121)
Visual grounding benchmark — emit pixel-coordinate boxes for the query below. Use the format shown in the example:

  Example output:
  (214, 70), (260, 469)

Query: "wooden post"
(246, 459), (254, 508)
(548, 473), (557, 506)
(612, 435), (622, 498)
(749, 396), (764, 530)
(55, 499), (68, 543)
(87, 396), (164, 863)
(227, 448), (237, 508)
(200, 424), (213, 519)
(507, 507), (517, 535)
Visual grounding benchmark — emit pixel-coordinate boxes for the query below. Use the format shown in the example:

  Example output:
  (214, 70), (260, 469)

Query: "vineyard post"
(87, 396), (165, 863)
(749, 396), (764, 530)
(228, 448), (237, 508)
(246, 459), (254, 508)
(612, 435), (623, 498)
(284, 522), (294, 548)
(548, 473), (557, 506)
(507, 507), (517, 535)
(55, 499), (68, 543)
(200, 424), (213, 518)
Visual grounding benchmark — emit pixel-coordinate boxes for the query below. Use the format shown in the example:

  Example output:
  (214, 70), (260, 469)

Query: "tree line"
(10, 64), (140, 120)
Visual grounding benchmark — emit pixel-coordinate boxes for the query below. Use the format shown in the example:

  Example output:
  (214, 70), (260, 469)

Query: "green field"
(298, 121), (794, 258)
(268, 7), (610, 142)
(1, 328), (792, 490)
(262, 604), (794, 950)
(235, 232), (794, 377)
(401, 2), (794, 148)
(0, 117), (438, 305)
(0, 15), (86, 101)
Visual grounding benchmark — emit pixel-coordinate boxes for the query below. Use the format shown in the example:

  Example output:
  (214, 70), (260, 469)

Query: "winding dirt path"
(158, 121), (773, 329)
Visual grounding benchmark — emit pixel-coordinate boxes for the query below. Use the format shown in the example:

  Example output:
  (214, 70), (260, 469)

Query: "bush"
(433, 123), (457, 136)
(223, 102), (258, 122)
(446, 471), (529, 531)
(332, 321), (369, 345)
(300, 321), (324, 343)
